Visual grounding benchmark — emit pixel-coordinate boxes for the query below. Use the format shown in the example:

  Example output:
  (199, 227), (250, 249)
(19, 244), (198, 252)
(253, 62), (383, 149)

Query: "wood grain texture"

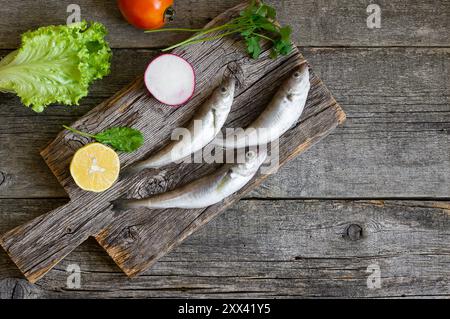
(0, 0), (449, 49)
(0, 4), (344, 283)
(1, 199), (449, 298)
(0, 47), (448, 199)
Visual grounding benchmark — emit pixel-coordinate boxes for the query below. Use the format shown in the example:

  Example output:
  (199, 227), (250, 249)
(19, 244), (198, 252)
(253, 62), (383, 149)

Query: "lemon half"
(70, 143), (120, 193)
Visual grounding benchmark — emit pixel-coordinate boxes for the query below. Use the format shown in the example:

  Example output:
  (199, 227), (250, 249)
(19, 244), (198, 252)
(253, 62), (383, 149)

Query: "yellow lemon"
(70, 143), (120, 192)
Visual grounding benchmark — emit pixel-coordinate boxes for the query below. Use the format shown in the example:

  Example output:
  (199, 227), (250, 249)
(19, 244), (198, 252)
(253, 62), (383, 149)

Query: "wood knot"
(123, 226), (138, 244)
(345, 224), (363, 241)
(224, 60), (245, 88)
(141, 173), (169, 196)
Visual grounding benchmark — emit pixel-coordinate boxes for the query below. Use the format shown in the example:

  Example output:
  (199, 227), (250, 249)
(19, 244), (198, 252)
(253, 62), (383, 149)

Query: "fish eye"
(246, 151), (256, 159)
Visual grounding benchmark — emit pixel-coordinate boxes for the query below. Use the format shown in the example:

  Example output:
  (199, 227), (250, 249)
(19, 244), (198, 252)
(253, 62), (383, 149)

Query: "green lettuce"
(0, 21), (112, 112)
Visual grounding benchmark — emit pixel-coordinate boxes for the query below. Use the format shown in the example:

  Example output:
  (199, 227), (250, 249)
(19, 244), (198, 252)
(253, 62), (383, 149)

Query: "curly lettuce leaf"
(0, 21), (111, 112)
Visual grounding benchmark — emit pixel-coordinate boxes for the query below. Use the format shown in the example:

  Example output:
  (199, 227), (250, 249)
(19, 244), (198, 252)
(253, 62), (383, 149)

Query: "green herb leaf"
(241, 0), (259, 17)
(265, 5), (277, 20)
(269, 49), (278, 59)
(258, 4), (277, 20)
(95, 127), (144, 153)
(148, 0), (294, 61)
(63, 125), (144, 153)
(280, 26), (292, 41)
(245, 36), (262, 59)
(241, 27), (256, 37)
(271, 26), (293, 58)
(259, 22), (278, 33)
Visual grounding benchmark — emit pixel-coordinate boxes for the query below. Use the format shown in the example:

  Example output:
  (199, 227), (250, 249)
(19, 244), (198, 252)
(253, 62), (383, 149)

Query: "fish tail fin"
(111, 199), (131, 212)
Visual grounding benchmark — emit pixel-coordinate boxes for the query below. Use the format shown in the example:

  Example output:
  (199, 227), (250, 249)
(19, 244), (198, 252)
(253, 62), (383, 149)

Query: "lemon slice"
(70, 143), (120, 193)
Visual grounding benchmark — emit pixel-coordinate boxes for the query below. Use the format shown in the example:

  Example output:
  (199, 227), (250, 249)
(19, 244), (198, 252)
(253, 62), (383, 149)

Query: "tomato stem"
(164, 7), (176, 22)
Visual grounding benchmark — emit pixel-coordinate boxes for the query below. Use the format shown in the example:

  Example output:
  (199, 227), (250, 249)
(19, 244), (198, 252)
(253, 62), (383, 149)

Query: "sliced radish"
(144, 54), (196, 106)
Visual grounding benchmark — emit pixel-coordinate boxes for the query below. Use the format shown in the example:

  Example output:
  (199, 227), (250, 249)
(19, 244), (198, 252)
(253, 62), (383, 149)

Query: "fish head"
(212, 77), (236, 111)
(230, 148), (268, 178)
(284, 63), (310, 101)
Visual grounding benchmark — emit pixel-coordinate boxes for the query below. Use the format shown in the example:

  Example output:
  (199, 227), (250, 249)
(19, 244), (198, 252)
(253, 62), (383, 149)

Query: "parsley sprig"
(63, 125), (144, 153)
(146, 0), (293, 59)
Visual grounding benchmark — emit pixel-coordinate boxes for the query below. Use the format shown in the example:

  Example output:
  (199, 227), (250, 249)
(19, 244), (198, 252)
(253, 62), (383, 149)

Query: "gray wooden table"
(0, 0), (449, 299)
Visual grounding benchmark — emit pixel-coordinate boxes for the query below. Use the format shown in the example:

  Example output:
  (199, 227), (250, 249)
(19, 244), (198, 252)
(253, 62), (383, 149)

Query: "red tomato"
(118, 0), (175, 30)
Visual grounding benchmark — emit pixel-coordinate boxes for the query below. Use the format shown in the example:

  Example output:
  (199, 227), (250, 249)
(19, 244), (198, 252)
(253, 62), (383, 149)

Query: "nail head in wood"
(346, 224), (363, 241)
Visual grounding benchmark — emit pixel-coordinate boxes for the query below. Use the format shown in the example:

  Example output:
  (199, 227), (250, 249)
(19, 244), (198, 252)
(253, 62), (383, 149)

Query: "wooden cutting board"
(0, 3), (346, 283)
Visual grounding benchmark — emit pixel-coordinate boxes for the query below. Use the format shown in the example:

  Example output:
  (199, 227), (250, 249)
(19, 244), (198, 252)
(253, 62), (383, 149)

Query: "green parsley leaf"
(63, 125), (144, 153)
(149, 0), (294, 60)
(245, 36), (262, 59)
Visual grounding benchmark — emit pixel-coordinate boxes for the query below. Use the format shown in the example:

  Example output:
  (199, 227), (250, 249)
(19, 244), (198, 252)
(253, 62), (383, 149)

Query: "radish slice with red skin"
(144, 54), (196, 106)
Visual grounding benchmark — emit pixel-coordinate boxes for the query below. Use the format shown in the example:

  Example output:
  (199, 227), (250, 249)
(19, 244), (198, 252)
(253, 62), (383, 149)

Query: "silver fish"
(127, 78), (236, 174)
(114, 149), (267, 210)
(216, 64), (310, 149)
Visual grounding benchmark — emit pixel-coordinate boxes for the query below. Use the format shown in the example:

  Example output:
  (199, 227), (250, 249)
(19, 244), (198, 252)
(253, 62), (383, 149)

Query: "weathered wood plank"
(1, 47), (448, 199)
(0, 0), (449, 50)
(1, 199), (449, 298)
